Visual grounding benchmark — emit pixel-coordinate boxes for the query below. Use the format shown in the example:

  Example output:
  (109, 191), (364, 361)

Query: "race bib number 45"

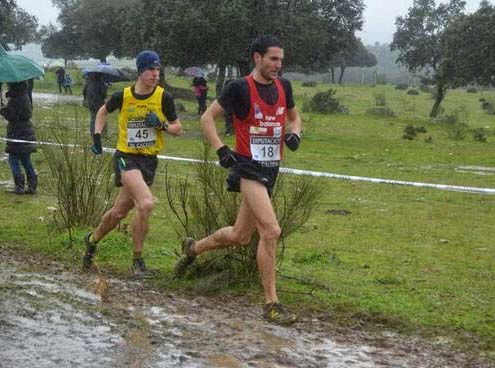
(250, 136), (281, 161)
(127, 120), (156, 148)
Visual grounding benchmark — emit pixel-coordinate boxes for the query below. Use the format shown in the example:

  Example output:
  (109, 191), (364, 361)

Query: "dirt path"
(0, 249), (492, 368)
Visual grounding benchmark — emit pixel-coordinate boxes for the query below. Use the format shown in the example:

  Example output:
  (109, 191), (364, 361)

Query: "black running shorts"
(113, 150), (158, 187)
(226, 154), (279, 197)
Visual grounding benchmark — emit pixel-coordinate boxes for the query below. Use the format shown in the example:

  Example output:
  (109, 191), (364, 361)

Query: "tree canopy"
(441, 1), (495, 88)
(43, 0), (365, 73)
(391, 0), (466, 117)
(0, 0), (39, 50)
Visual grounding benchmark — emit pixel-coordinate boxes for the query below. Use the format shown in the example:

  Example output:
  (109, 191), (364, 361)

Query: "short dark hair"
(250, 34), (282, 60)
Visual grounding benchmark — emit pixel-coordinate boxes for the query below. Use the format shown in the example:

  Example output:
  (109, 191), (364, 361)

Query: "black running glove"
(91, 133), (102, 154)
(284, 133), (301, 151)
(216, 145), (238, 168)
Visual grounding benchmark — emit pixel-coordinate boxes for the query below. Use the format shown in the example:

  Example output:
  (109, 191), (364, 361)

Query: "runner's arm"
(201, 100), (225, 150)
(166, 118), (182, 136)
(286, 106), (302, 136)
(94, 105), (109, 135)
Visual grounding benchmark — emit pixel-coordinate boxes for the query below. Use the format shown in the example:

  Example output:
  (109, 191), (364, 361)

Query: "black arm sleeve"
(105, 91), (123, 113)
(161, 92), (178, 122)
(218, 79), (250, 120)
(280, 78), (295, 109)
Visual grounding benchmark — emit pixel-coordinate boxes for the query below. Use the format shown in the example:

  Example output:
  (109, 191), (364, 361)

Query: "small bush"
(402, 124), (428, 140)
(419, 85), (433, 93)
(449, 123), (468, 140)
(366, 107), (395, 117)
(466, 87), (478, 93)
(302, 89), (349, 114)
(40, 120), (115, 243)
(407, 89), (420, 95)
(479, 98), (486, 103)
(395, 84), (408, 90)
(473, 128), (487, 142)
(436, 108), (469, 140)
(301, 81), (317, 87)
(373, 92), (387, 107)
(165, 144), (323, 286)
(481, 100), (495, 115)
(402, 124), (417, 140)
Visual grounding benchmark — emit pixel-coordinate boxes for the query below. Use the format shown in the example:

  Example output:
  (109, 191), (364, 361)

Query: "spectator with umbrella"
(83, 72), (108, 136)
(83, 63), (129, 136)
(0, 81), (38, 194)
(0, 45), (44, 194)
(55, 67), (65, 93)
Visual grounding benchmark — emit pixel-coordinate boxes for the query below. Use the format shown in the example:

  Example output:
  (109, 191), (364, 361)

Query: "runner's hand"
(284, 133), (301, 151)
(91, 133), (102, 155)
(216, 145), (238, 168)
(145, 112), (168, 131)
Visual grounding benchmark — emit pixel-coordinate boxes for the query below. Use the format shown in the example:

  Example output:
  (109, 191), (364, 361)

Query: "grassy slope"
(0, 73), (494, 358)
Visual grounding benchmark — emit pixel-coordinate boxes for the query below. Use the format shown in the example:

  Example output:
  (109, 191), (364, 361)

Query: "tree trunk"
(64, 58), (68, 68)
(99, 57), (107, 64)
(338, 65), (346, 84)
(430, 83), (446, 118)
(216, 64), (226, 98)
(330, 68), (335, 84)
(237, 59), (251, 77)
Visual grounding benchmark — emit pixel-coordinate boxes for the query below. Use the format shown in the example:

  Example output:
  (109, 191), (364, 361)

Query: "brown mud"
(0, 248), (493, 368)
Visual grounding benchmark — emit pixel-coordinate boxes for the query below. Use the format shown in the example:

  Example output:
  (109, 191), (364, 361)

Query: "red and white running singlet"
(234, 75), (287, 161)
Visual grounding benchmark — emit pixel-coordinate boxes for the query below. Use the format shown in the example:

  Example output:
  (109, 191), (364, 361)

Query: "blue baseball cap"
(136, 50), (161, 74)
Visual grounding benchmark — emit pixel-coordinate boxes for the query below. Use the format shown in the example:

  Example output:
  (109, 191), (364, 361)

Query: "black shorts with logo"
(113, 150), (158, 187)
(226, 154), (280, 197)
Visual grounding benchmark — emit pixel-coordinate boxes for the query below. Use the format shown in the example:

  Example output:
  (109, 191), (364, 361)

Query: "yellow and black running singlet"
(116, 86), (166, 156)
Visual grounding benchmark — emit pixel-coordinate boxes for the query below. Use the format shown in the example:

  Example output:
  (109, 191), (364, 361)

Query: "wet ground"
(1, 249), (492, 368)
(33, 92), (83, 104)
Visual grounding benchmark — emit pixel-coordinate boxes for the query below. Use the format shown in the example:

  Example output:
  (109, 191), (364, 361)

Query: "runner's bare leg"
(193, 196), (257, 253)
(93, 185), (134, 242)
(240, 178), (281, 304)
(120, 169), (155, 254)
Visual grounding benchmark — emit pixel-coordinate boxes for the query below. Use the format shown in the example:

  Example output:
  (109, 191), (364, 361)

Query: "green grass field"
(1, 72), (494, 359)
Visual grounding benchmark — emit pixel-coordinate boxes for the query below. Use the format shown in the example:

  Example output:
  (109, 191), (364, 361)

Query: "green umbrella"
(0, 45), (44, 83)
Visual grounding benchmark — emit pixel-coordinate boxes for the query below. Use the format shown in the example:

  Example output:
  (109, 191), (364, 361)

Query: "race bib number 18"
(250, 136), (281, 161)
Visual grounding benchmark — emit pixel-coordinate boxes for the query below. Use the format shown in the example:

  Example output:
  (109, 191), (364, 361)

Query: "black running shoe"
(263, 303), (297, 326)
(131, 258), (154, 278)
(174, 237), (197, 278)
(82, 232), (97, 272)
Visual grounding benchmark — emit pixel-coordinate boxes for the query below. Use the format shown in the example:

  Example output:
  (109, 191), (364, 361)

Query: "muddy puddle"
(0, 251), (492, 368)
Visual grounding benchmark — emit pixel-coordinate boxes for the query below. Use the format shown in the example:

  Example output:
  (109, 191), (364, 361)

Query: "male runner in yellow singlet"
(84, 50), (182, 276)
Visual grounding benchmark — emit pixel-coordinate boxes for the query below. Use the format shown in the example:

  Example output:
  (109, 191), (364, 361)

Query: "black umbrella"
(83, 63), (130, 82)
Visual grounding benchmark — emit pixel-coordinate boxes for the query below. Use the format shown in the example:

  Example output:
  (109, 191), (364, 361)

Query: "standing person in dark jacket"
(55, 67), (65, 94)
(83, 73), (108, 136)
(0, 81), (38, 194)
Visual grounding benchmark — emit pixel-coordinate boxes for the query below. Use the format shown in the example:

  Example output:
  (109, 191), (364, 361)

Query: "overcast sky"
(16, 0), (487, 45)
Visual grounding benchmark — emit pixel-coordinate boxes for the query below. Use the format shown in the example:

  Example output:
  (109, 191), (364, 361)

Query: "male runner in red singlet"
(175, 35), (302, 325)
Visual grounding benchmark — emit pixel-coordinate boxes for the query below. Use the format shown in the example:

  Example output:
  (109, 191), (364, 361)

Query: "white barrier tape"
(1, 137), (494, 195)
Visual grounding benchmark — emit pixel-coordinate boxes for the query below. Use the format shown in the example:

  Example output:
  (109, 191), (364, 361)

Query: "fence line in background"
(1, 137), (494, 195)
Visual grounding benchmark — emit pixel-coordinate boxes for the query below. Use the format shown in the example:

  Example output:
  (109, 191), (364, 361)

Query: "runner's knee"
(136, 197), (154, 215)
(259, 223), (281, 242)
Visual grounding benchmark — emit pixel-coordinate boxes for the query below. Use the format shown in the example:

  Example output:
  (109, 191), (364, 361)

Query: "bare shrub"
(164, 144), (323, 288)
(40, 121), (114, 242)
